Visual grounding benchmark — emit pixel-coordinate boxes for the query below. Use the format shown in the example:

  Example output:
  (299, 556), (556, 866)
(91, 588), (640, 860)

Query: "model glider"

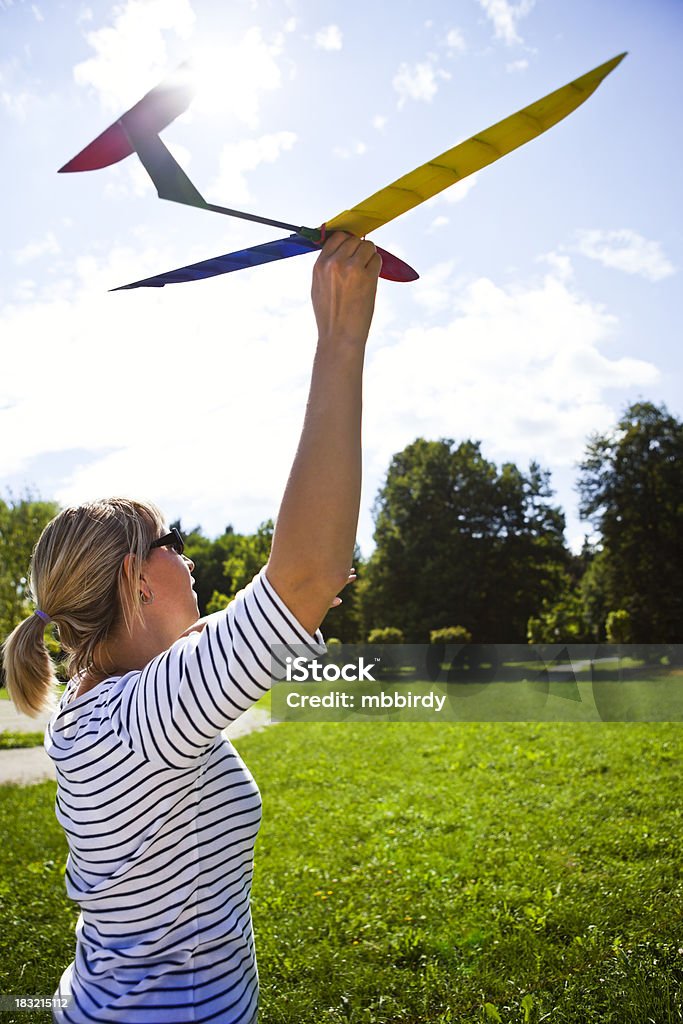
(59, 53), (626, 290)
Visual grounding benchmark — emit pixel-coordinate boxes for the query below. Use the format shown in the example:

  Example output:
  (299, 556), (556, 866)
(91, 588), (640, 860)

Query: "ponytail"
(2, 613), (60, 718)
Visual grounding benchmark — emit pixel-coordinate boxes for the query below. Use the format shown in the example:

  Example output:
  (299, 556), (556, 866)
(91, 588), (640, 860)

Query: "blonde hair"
(1, 498), (165, 718)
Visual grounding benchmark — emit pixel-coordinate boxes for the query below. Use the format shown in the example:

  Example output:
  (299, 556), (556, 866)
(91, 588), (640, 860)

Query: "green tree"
(222, 520), (274, 594)
(578, 402), (683, 642)
(363, 439), (568, 642)
(174, 521), (237, 615)
(0, 493), (59, 643)
(179, 521), (275, 615)
(526, 586), (592, 643)
(578, 546), (611, 642)
(320, 545), (364, 642)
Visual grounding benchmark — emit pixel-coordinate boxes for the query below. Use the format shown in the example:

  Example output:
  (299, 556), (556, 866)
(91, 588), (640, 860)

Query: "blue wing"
(111, 234), (318, 290)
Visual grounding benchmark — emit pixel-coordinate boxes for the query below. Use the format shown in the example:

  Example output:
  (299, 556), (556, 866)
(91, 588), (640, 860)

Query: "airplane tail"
(59, 64), (192, 173)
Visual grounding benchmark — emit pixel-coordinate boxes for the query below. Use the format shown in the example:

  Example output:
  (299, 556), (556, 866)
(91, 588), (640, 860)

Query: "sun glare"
(187, 32), (284, 126)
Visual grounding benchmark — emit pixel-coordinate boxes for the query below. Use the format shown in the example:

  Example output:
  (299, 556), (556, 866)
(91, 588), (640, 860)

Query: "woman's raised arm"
(265, 232), (382, 634)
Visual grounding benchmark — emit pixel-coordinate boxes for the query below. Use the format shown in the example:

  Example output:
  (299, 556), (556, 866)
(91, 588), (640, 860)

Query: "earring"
(140, 589), (155, 606)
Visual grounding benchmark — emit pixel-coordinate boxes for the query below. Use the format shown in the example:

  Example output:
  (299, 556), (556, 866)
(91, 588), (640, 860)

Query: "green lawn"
(0, 730), (45, 749)
(1, 722), (682, 1023)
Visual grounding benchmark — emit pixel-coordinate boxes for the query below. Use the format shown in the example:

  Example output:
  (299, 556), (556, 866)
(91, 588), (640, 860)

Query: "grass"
(0, 730), (45, 749)
(0, 685), (66, 701)
(249, 721), (683, 1022)
(1, 721), (682, 1023)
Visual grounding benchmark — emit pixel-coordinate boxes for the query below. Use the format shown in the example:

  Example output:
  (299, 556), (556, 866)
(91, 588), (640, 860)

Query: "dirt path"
(0, 699), (272, 786)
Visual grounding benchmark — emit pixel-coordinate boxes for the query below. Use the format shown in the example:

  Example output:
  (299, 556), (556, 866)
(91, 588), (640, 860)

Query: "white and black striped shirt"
(46, 569), (324, 1024)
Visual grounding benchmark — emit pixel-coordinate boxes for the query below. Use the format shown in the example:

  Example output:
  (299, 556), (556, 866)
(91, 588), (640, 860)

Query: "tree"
(0, 493), (59, 644)
(320, 544), (364, 642)
(221, 520), (274, 594)
(179, 521), (275, 615)
(174, 521), (237, 615)
(578, 402), (683, 642)
(526, 586), (592, 644)
(362, 439), (569, 642)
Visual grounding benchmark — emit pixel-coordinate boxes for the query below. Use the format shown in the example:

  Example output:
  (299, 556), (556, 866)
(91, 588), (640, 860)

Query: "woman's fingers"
(320, 232), (378, 269)
(311, 229), (380, 353)
(329, 569), (358, 608)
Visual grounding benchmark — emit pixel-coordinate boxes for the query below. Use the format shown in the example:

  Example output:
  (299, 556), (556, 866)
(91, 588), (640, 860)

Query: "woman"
(2, 232), (381, 1024)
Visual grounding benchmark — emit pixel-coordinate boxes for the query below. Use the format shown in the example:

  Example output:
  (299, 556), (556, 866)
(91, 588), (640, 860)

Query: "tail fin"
(59, 63), (192, 173)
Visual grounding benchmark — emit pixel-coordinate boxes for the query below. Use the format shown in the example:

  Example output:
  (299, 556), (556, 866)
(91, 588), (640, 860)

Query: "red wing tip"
(376, 246), (419, 283)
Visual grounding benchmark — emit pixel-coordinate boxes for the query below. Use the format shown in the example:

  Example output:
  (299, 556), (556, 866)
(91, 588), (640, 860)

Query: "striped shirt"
(46, 568), (324, 1024)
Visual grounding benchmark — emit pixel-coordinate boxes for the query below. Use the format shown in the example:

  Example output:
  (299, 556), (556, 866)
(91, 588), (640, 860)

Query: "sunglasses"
(149, 527), (185, 556)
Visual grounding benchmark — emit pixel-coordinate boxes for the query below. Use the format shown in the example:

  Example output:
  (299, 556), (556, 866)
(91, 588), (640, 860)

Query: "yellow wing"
(325, 53), (626, 237)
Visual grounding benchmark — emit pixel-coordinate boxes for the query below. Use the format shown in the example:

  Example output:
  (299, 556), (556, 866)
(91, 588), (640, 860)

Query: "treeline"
(1, 402), (682, 650)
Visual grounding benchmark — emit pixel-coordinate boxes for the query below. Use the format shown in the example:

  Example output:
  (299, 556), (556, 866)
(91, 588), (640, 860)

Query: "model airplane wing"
(112, 235), (418, 290)
(111, 235), (318, 290)
(59, 65), (193, 174)
(325, 53), (626, 236)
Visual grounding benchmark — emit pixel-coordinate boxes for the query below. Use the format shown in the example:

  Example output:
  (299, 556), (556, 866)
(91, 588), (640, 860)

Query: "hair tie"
(34, 609), (52, 624)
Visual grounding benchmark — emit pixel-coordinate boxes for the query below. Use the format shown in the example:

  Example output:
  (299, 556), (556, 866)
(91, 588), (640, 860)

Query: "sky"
(2, 0), (681, 557)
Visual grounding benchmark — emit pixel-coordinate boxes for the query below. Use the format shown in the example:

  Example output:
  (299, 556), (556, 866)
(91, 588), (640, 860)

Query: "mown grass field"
(1, 722), (682, 1023)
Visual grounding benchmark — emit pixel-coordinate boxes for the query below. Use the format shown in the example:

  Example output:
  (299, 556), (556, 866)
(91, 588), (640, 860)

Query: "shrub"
(325, 637), (343, 664)
(367, 627), (404, 644)
(430, 626), (472, 645)
(606, 609), (632, 644)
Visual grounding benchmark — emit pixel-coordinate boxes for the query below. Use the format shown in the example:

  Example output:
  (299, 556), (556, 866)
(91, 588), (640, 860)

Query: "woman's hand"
(311, 232), (382, 348)
(330, 568), (357, 608)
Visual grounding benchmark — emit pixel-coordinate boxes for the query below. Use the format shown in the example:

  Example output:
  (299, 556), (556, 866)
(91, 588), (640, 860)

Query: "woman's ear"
(119, 553), (154, 623)
(122, 553), (134, 582)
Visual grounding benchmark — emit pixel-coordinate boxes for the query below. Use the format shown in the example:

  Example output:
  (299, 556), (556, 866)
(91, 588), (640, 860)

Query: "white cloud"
(575, 229), (675, 282)
(0, 243), (661, 558)
(0, 89), (34, 119)
(421, 174), (478, 216)
(0, 60), (42, 120)
(442, 173), (478, 204)
(209, 131), (297, 204)
(538, 250), (573, 283)
(506, 58), (529, 72)
(478, 0), (535, 46)
(428, 216), (449, 232)
(445, 28), (466, 52)
(0, 245), (320, 529)
(372, 115), (387, 132)
(314, 25), (343, 51)
(364, 260), (659, 498)
(13, 232), (61, 265)
(31, 4), (44, 22)
(393, 58), (451, 109)
(333, 140), (367, 160)
(73, 0), (196, 111)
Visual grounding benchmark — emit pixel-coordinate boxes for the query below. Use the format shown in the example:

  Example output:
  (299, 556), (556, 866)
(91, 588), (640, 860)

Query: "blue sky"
(2, 0), (681, 555)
